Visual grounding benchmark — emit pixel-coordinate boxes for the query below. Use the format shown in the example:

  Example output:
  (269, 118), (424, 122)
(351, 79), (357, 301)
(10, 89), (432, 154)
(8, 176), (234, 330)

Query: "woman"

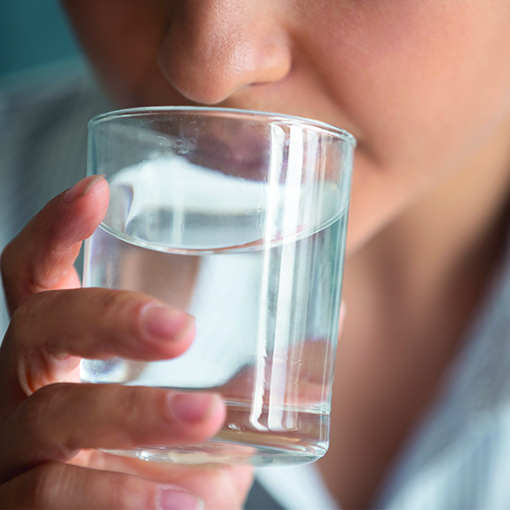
(1, 1), (510, 508)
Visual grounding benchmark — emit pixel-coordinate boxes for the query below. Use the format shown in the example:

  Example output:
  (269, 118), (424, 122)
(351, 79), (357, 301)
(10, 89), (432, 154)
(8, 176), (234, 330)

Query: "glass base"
(103, 433), (327, 466)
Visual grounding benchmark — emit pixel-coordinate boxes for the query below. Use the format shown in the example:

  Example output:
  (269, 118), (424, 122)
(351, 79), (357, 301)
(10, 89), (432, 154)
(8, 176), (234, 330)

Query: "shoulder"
(0, 62), (112, 223)
(0, 61), (111, 177)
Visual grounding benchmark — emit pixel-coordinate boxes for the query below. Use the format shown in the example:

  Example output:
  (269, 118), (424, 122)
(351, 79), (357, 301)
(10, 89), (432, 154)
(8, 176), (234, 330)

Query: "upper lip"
(186, 130), (270, 181)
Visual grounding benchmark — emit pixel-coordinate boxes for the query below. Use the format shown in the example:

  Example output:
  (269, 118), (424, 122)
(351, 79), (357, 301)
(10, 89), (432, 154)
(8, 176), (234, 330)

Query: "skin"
(1, 0), (510, 508)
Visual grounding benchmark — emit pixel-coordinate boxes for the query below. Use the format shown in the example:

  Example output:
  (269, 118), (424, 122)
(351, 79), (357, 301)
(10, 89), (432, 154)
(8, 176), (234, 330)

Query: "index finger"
(0, 175), (109, 315)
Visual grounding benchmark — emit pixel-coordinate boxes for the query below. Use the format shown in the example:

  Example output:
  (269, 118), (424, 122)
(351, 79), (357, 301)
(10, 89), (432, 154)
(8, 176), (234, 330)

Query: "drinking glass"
(81, 107), (355, 466)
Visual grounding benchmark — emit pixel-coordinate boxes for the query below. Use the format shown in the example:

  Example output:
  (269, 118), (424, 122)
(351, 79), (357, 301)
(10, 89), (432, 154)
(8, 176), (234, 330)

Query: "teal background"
(0, 0), (80, 77)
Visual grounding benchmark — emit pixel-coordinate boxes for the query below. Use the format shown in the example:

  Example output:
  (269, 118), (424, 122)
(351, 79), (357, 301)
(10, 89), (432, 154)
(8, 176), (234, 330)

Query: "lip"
(186, 127), (271, 182)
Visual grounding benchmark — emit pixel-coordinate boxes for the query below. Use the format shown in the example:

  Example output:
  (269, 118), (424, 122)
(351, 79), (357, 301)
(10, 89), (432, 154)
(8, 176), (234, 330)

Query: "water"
(81, 159), (348, 465)
(102, 399), (329, 466)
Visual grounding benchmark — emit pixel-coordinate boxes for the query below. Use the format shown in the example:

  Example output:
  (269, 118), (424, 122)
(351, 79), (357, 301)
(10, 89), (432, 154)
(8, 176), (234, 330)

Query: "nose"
(158, 0), (292, 105)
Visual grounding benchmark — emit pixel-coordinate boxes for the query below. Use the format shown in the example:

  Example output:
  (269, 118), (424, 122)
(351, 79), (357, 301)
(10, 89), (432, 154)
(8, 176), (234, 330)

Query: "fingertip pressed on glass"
(82, 107), (356, 466)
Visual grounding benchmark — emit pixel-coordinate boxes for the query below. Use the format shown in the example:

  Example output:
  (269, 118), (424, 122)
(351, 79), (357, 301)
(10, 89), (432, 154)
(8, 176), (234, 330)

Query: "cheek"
(297, 1), (510, 249)
(311, 2), (510, 166)
(64, 0), (177, 107)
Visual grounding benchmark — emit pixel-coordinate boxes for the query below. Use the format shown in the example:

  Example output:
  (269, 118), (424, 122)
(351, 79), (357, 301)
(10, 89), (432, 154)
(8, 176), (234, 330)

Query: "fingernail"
(158, 487), (203, 510)
(141, 304), (192, 340)
(169, 392), (220, 424)
(62, 175), (105, 203)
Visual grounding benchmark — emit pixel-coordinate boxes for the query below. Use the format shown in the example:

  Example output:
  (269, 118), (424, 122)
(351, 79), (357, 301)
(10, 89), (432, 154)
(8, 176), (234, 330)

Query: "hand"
(0, 176), (253, 509)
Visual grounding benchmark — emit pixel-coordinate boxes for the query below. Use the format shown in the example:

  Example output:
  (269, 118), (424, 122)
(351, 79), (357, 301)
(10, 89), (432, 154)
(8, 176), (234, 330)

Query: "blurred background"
(0, 0), (82, 79)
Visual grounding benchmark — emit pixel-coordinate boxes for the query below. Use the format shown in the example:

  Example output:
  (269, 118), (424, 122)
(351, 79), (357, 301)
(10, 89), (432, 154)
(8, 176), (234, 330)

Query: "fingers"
(0, 383), (225, 485)
(0, 463), (203, 510)
(81, 452), (254, 510)
(0, 288), (195, 417)
(0, 460), (254, 510)
(145, 463), (254, 510)
(0, 175), (109, 314)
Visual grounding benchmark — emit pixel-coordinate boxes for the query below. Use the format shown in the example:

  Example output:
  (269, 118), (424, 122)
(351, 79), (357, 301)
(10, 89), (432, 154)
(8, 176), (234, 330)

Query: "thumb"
(0, 175), (109, 315)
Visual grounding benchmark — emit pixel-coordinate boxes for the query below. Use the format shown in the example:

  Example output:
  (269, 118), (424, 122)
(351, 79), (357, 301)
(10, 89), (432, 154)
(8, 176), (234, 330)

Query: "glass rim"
(88, 106), (357, 148)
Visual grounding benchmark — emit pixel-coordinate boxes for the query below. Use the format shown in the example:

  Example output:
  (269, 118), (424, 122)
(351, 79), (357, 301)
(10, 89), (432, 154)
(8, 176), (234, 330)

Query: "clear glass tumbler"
(81, 107), (355, 466)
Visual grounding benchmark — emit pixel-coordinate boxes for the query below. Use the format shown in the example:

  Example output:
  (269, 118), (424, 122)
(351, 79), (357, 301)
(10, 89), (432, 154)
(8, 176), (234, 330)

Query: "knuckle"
(123, 385), (154, 424)
(9, 298), (34, 336)
(10, 291), (55, 335)
(109, 474), (157, 509)
(28, 463), (67, 508)
(8, 297), (66, 395)
(13, 464), (158, 509)
(23, 383), (69, 434)
(18, 384), (82, 462)
(99, 289), (129, 317)
(1, 240), (53, 308)
(96, 289), (141, 330)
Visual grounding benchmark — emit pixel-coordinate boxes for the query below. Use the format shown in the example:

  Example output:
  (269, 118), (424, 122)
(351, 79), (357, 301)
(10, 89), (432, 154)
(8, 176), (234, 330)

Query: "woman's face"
(63, 0), (510, 252)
